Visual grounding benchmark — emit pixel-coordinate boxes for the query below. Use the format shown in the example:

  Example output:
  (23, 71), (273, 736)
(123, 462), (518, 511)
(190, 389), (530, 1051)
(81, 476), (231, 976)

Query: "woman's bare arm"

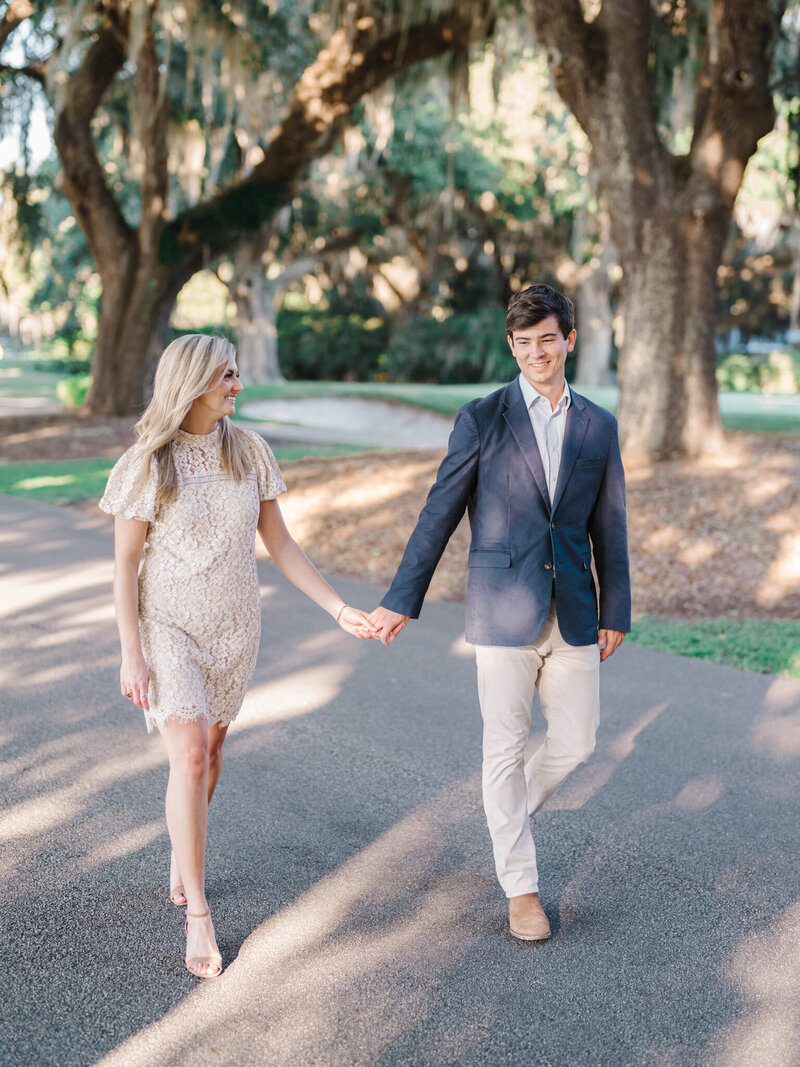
(113, 515), (151, 710)
(257, 499), (377, 638)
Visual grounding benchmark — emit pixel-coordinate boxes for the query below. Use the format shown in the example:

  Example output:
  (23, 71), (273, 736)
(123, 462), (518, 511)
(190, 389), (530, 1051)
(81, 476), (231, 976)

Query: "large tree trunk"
(232, 267), (284, 384)
(88, 263), (180, 414)
(531, 0), (782, 461)
(614, 206), (726, 459)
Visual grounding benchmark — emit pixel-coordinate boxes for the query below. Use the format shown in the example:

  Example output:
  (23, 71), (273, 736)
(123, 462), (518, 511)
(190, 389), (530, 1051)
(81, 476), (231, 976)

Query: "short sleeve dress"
(99, 426), (286, 733)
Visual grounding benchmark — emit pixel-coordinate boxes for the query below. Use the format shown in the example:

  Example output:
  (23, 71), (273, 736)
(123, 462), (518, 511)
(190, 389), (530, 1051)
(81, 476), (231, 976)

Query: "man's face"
(507, 314), (576, 396)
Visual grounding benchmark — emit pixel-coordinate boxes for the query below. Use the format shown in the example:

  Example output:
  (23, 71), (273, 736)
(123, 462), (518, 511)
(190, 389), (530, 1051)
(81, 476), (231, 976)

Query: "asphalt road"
(1, 496), (800, 1067)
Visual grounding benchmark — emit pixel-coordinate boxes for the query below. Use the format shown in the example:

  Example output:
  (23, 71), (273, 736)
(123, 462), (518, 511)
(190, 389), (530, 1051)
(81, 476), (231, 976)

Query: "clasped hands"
(335, 605), (409, 644)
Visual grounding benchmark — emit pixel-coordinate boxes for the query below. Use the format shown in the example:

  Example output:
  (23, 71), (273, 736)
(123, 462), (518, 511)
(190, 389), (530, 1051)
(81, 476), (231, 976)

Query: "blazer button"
(544, 562), (553, 570)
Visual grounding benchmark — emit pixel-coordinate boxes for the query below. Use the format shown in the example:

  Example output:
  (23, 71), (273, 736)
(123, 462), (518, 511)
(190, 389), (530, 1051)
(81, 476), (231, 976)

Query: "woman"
(100, 334), (376, 979)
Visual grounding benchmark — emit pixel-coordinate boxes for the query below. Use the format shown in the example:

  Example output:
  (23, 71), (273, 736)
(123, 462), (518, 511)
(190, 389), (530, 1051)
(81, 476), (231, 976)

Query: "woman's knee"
(171, 738), (210, 782)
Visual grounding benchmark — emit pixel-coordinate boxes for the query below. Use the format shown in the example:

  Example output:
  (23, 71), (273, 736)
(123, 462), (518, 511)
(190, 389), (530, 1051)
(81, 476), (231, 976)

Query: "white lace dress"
(99, 426), (286, 732)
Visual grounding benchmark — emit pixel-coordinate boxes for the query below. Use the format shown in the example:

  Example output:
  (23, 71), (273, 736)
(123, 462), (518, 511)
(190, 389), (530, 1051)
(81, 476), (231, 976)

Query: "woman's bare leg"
(160, 718), (220, 976)
(170, 722), (230, 906)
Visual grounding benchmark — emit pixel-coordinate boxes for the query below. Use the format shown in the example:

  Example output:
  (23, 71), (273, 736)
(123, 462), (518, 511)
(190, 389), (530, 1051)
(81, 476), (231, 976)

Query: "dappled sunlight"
(642, 525), (681, 551)
(679, 538), (717, 567)
(625, 433), (800, 618)
(230, 662), (353, 729)
(745, 472), (793, 506)
(0, 743), (165, 844)
(0, 560), (113, 619)
(0, 787), (82, 843)
(549, 702), (668, 811)
(756, 531), (800, 608)
(673, 774), (724, 811)
(76, 818), (166, 874)
(96, 776), (491, 1067)
(750, 677), (800, 760)
(710, 901), (800, 1066)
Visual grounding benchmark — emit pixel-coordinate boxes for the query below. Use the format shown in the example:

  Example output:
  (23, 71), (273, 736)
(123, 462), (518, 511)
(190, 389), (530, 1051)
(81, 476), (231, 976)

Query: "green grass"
(0, 363), (62, 401)
(0, 458), (116, 504)
(0, 445), (372, 505)
(240, 380), (507, 415)
(628, 616), (800, 678)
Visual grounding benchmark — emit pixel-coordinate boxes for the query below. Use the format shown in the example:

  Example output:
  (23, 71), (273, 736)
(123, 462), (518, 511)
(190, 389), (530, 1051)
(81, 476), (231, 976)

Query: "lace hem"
(144, 708), (238, 734)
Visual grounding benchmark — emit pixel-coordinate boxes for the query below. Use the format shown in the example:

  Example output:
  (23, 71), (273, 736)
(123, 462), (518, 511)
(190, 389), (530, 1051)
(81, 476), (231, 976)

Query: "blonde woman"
(100, 334), (376, 979)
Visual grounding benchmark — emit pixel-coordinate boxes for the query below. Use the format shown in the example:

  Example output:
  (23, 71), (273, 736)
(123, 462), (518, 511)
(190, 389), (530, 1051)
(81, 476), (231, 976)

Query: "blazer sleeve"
(587, 420), (632, 633)
(381, 405), (480, 618)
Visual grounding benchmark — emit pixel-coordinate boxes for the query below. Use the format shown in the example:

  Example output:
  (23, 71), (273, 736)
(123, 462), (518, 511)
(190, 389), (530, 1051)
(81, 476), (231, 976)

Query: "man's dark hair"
(506, 284), (574, 339)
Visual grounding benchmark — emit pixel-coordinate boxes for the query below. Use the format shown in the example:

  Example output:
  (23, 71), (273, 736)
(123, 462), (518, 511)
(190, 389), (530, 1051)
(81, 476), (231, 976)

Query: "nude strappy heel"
(185, 909), (223, 979)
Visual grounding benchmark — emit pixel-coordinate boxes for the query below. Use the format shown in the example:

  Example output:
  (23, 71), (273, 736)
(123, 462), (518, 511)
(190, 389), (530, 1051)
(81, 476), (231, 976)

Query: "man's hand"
(368, 606), (410, 646)
(598, 629), (624, 662)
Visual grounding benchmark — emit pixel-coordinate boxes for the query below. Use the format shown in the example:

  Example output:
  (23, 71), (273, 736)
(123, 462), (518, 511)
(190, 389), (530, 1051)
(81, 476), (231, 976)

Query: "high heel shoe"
(185, 909), (223, 979)
(169, 850), (187, 907)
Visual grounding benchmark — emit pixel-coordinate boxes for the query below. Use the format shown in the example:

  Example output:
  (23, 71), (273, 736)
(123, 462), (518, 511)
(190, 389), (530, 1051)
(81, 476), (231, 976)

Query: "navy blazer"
(381, 379), (631, 647)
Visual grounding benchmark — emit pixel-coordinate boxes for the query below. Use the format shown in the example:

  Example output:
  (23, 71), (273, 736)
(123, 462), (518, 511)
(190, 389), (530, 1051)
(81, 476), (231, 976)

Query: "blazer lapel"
(551, 393), (589, 514)
(502, 380), (550, 509)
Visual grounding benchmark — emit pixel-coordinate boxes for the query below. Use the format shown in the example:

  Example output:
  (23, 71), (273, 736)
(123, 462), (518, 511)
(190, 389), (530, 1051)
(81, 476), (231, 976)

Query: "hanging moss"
(158, 180), (289, 265)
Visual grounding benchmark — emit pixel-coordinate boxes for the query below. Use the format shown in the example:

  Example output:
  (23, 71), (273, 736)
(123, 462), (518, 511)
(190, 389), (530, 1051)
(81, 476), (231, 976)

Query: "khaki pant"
(474, 601), (600, 897)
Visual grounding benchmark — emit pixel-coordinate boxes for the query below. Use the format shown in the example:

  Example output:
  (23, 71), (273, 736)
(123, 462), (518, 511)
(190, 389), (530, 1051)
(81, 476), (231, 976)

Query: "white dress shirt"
(518, 374), (571, 505)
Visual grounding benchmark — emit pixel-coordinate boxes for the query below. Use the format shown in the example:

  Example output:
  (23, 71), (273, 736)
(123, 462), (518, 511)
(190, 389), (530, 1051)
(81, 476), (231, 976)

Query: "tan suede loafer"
(508, 892), (551, 941)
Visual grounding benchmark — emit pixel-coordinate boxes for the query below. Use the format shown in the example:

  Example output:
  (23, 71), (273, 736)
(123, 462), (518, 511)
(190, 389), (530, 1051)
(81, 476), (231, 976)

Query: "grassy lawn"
(0, 445), (370, 505)
(0, 363), (62, 401)
(628, 616), (800, 678)
(239, 380), (507, 415)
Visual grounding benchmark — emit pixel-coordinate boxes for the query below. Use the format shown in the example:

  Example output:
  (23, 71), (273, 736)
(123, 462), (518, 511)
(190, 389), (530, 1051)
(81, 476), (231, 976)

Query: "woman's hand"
(336, 606), (381, 640)
(120, 655), (150, 711)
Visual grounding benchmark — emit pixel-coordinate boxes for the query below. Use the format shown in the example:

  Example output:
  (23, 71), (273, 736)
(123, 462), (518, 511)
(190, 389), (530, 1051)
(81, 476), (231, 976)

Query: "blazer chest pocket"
(575, 456), (602, 469)
(469, 549), (511, 568)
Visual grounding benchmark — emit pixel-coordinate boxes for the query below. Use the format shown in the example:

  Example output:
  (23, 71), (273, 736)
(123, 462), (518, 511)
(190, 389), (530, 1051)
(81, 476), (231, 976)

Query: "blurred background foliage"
(1, 1), (799, 400)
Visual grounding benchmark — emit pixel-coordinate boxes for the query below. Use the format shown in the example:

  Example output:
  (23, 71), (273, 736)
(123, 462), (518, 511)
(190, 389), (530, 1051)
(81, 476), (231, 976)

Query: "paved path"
(241, 397), (454, 449)
(2, 496), (800, 1067)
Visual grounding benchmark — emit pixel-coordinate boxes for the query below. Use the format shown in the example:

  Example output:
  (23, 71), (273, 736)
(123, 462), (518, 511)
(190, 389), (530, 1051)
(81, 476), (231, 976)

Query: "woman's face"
(192, 360), (244, 422)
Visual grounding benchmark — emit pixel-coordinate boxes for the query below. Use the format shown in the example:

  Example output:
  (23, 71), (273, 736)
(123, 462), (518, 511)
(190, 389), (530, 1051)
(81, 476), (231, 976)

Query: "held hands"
(367, 606), (410, 646)
(333, 603), (409, 644)
(335, 605), (381, 639)
(120, 655), (150, 711)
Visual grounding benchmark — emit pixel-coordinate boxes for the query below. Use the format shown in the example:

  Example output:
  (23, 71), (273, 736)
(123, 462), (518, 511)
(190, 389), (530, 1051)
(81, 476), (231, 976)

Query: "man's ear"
(507, 334), (515, 354)
(567, 329), (577, 352)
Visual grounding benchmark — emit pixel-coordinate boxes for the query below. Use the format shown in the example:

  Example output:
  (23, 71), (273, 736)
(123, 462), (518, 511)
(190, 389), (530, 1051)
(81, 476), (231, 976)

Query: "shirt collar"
(518, 374), (571, 414)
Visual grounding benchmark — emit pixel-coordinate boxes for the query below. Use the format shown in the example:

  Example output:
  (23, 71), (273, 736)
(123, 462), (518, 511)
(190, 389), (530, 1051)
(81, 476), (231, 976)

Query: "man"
(370, 284), (630, 941)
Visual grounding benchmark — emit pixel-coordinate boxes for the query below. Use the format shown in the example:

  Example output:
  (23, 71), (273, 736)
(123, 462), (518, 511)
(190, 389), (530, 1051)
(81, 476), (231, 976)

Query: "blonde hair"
(135, 334), (254, 506)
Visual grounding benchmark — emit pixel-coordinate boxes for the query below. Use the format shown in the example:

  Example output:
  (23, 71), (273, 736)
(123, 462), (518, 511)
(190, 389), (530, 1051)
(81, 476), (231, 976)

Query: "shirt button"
(551, 522), (556, 529)
(544, 562), (553, 570)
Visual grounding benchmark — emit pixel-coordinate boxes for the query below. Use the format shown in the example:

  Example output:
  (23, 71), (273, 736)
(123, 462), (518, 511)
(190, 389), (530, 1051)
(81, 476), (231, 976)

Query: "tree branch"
(134, 17), (169, 262)
(0, 60), (46, 85)
(158, 0), (494, 272)
(687, 0), (784, 211)
(0, 0), (33, 51)
(529, 0), (607, 128)
(52, 11), (133, 268)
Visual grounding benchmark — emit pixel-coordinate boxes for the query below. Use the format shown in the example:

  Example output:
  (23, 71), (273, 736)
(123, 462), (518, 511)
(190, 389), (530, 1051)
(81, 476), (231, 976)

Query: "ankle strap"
(186, 909), (211, 919)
